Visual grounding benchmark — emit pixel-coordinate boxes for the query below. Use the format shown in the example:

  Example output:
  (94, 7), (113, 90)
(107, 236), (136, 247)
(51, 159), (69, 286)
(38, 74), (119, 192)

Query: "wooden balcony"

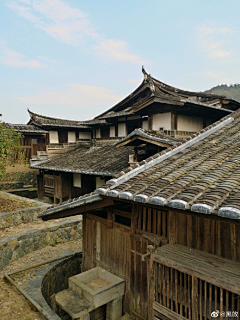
(152, 244), (240, 320)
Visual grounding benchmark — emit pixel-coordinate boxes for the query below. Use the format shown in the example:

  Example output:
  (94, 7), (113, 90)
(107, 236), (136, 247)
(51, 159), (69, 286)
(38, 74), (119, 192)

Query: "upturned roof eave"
(94, 79), (148, 119)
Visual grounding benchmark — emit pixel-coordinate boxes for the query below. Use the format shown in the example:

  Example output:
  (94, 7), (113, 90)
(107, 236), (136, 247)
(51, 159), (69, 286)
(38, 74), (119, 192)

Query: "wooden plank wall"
(130, 234), (149, 320)
(82, 206), (240, 320)
(136, 205), (240, 261)
(83, 214), (131, 314)
(168, 210), (240, 261)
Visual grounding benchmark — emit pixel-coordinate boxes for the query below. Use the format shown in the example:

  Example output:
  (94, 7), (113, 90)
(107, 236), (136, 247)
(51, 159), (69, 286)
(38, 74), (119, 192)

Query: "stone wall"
(0, 219), (82, 270)
(0, 206), (48, 228)
(0, 171), (38, 190)
(0, 192), (50, 228)
(41, 252), (82, 309)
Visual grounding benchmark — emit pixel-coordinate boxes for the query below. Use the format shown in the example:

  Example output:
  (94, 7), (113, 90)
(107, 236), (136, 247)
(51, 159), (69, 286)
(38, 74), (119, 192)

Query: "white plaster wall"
(118, 123), (127, 137)
(68, 131), (76, 143)
(79, 131), (91, 139)
(96, 176), (104, 188)
(110, 126), (115, 137)
(142, 120), (148, 130)
(49, 131), (59, 144)
(152, 113), (171, 131)
(178, 115), (203, 131)
(96, 128), (101, 138)
(73, 173), (81, 188)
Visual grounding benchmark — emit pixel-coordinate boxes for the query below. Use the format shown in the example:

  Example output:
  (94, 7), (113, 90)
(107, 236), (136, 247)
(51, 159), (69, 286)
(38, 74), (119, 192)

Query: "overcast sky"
(1, 0), (240, 123)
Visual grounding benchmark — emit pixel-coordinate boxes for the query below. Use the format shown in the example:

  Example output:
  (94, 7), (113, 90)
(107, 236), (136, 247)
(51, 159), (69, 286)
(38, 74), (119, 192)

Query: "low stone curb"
(0, 191), (51, 228)
(0, 218), (82, 270)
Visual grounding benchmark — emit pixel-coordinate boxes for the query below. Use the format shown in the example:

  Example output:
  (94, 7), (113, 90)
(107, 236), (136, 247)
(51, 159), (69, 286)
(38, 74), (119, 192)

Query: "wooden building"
(27, 109), (94, 157)
(30, 130), (178, 203)
(91, 67), (240, 140)
(30, 144), (136, 203)
(40, 110), (240, 320)
(115, 128), (181, 164)
(4, 123), (47, 159)
(27, 67), (240, 153)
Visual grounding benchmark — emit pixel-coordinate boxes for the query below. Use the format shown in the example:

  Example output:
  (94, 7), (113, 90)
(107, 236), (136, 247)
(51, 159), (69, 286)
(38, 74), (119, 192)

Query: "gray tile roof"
(96, 68), (239, 120)
(31, 144), (134, 176)
(4, 123), (48, 134)
(39, 110), (240, 220)
(95, 109), (240, 220)
(28, 109), (93, 129)
(115, 128), (181, 147)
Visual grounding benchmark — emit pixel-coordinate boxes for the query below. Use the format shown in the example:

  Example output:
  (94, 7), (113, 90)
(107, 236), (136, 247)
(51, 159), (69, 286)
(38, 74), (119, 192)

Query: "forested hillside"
(204, 84), (240, 102)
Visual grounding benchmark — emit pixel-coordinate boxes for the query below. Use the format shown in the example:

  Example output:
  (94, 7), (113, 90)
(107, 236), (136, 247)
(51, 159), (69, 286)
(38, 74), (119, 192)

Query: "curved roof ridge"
(28, 109), (83, 123)
(94, 75), (147, 119)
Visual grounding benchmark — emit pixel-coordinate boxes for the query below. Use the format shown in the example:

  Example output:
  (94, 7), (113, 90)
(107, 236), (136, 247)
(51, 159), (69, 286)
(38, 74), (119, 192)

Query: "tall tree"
(0, 116), (24, 180)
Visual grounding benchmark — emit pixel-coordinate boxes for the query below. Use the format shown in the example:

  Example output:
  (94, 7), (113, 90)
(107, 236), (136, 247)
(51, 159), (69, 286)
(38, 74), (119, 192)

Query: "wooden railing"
(151, 246), (240, 320)
(163, 130), (196, 138)
(153, 263), (240, 319)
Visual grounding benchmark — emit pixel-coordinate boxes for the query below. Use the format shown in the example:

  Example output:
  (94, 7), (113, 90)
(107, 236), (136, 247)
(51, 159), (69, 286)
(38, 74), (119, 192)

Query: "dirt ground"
(0, 239), (82, 320)
(0, 193), (37, 213)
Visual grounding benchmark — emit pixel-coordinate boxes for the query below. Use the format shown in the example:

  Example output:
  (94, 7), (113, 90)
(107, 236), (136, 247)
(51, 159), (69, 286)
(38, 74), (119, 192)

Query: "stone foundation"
(0, 191), (50, 228)
(0, 171), (38, 190)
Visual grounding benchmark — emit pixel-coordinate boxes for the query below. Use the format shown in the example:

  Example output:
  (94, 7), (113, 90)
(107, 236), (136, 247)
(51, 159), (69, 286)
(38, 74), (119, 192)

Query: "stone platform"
(56, 267), (125, 320)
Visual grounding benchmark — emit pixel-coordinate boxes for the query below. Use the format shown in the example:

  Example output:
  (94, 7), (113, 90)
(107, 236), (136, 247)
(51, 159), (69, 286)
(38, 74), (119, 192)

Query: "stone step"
(55, 288), (94, 319)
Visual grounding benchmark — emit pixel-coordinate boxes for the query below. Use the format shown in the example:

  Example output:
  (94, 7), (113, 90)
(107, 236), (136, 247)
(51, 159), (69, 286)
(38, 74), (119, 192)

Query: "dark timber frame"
(61, 198), (240, 320)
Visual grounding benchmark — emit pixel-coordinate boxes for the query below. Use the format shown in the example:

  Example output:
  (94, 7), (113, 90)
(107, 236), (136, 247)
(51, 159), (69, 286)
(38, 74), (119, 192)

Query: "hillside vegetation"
(204, 84), (240, 102)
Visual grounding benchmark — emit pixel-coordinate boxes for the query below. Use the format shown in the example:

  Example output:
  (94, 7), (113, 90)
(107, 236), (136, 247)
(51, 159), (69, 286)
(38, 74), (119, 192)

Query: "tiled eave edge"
(38, 194), (102, 218)
(95, 116), (240, 220)
(39, 123), (90, 129)
(30, 163), (114, 177)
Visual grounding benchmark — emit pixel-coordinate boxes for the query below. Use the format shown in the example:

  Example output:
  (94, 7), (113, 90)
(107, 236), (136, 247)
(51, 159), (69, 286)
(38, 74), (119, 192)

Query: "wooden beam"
(113, 208), (131, 218)
(42, 198), (114, 220)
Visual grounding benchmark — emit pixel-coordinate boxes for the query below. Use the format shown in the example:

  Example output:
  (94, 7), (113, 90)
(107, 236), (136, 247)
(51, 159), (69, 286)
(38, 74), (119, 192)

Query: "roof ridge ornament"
(142, 65), (148, 81)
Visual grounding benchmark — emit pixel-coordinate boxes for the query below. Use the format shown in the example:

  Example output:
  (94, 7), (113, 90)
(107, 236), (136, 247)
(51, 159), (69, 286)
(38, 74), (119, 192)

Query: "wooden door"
(54, 175), (62, 199)
(130, 234), (149, 320)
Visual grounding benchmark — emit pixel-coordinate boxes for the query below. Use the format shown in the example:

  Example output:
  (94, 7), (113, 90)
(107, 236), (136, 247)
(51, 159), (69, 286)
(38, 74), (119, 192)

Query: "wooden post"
(147, 245), (155, 320)
(31, 138), (34, 157)
(131, 204), (137, 234)
(169, 211), (176, 244)
(192, 276), (198, 319)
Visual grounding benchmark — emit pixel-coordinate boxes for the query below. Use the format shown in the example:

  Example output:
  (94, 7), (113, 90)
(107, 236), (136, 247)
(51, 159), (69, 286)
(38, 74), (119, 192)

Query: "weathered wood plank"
(153, 302), (188, 320)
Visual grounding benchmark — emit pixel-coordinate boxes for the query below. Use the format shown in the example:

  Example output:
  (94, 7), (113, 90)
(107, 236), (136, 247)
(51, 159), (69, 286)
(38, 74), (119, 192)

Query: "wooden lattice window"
(137, 207), (168, 238)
